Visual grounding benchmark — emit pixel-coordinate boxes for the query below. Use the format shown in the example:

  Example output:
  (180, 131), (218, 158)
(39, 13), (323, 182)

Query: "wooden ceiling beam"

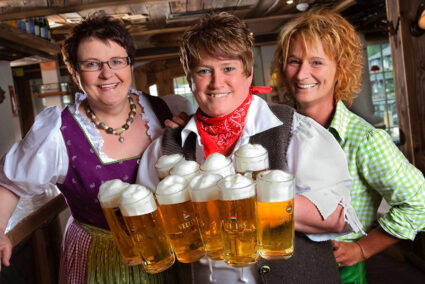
(0, 23), (60, 57)
(331, 0), (357, 13)
(0, 0), (176, 21)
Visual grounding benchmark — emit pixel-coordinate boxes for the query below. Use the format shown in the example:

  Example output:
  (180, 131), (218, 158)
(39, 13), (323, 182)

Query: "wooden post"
(386, 0), (425, 263)
(386, 0), (425, 171)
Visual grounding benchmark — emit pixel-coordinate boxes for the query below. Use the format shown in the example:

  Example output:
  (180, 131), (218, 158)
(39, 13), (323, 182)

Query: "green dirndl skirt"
(80, 222), (191, 283)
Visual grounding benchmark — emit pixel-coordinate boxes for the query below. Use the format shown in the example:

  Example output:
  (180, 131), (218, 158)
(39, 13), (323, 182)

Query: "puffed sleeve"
(287, 113), (364, 240)
(358, 129), (425, 240)
(0, 106), (69, 197)
(136, 136), (163, 192)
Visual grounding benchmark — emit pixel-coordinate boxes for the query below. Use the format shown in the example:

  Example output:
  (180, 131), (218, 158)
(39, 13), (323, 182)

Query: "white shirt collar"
(180, 95), (283, 147)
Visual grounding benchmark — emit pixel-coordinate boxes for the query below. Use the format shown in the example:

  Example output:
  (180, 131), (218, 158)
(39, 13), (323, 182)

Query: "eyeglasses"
(77, 57), (131, 72)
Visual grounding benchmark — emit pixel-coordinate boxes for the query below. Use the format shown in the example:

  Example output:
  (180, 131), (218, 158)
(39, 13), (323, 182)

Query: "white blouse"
(0, 89), (165, 197)
(137, 95), (364, 241)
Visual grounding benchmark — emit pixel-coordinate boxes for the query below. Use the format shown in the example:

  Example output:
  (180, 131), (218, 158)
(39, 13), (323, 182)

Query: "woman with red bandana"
(138, 12), (363, 283)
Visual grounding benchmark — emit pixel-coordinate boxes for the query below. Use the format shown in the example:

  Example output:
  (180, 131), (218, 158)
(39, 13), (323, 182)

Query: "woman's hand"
(164, 112), (190, 128)
(332, 240), (365, 267)
(0, 232), (12, 271)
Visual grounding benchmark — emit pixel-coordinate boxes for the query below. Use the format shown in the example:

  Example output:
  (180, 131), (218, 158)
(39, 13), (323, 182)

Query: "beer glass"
(119, 184), (175, 273)
(235, 143), (269, 180)
(200, 153), (235, 177)
(188, 173), (223, 260)
(217, 174), (258, 267)
(155, 153), (184, 180)
(256, 170), (295, 260)
(156, 175), (205, 263)
(170, 159), (200, 182)
(98, 179), (142, 266)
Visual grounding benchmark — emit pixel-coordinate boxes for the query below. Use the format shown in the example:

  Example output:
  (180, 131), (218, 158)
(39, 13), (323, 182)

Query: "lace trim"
(71, 89), (155, 163)
(130, 88), (155, 138)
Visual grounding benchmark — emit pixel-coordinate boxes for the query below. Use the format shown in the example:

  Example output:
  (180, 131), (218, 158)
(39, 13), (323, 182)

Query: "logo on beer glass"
(256, 170), (295, 260)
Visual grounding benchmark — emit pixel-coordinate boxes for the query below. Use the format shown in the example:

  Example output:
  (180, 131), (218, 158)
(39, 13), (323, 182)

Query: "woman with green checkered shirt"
(273, 9), (425, 284)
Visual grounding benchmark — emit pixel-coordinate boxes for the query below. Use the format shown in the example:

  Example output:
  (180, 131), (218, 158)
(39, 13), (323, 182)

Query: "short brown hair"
(62, 14), (135, 77)
(273, 9), (363, 106)
(180, 12), (254, 81)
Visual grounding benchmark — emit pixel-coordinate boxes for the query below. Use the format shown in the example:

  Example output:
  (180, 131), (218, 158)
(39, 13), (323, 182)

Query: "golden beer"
(256, 170), (295, 260)
(101, 207), (142, 265)
(98, 180), (142, 266)
(235, 143), (269, 181)
(257, 200), (294, 259)
(218, 174), (258, 267)
(122, 211), (175, 273)
(120, 184), (175, 273)
(192, 200), (223, 260)
(189, 173), (223, 260)
(156, 175), (205, 263)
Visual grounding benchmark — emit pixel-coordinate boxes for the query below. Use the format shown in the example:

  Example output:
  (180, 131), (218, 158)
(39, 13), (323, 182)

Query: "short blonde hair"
(273, 9), (363, 106)
(180, 12), (254, 82)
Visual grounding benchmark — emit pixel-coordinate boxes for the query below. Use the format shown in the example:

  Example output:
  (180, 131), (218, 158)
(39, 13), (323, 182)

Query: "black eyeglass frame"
(77, 56), (132, 72)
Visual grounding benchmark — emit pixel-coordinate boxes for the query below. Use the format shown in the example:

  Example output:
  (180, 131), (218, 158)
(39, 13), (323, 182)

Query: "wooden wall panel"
(386, 0), (425, 172)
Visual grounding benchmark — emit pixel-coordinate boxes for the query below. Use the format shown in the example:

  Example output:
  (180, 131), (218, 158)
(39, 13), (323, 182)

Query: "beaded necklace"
(85, 95), (137, 143)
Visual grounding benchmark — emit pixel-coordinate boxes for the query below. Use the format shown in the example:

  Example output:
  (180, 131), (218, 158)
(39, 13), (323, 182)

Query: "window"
(367, 43), (399, 143)
(149, 84), (158, 96)
(173, 76), (198, 109)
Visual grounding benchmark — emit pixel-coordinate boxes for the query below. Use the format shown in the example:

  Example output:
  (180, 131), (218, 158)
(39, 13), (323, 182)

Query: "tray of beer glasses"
(98, 144), (295, 273)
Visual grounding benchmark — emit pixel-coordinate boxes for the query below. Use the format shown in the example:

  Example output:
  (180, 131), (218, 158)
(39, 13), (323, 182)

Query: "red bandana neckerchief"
(195, 86), (272, 158)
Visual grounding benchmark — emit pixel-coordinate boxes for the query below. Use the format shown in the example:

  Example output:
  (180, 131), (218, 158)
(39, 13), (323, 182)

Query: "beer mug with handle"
(188, 173), (223, 260)
(98, 179), (142, 266)
(217, 174), (258, 267)
(156, 175), (206, 263)
(256, 170), (295, 260)
(119, 184), (175, 273)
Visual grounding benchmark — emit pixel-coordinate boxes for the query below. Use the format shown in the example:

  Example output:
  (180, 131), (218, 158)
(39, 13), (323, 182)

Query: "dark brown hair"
(180, 12), (254, 81)
(62, 14), (135, 77)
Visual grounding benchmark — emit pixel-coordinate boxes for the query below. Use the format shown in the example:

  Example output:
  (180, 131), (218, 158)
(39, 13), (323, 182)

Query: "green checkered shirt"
(329, 101), (425, 242)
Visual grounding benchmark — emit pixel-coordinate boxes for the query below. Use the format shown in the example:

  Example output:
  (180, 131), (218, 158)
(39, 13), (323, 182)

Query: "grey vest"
(161, 103), (341, 283)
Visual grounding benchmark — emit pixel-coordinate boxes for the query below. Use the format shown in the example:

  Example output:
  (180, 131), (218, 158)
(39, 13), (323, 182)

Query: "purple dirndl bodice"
(57, 108), (139, 230)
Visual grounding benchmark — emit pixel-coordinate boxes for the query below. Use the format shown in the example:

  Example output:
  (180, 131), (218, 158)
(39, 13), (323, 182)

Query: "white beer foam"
(155, 153), (184, 178)
(218, 174), (255, 201)
(170, 159), (200, 180)
(156, 175), (190, 205)
(256, 170), (294, 202)
(235, 143), (269, 172)
(188, 173), (222, 202)
(200, 153), (235, 177)
(120, 184), (157, 216)
(236, 143), (267, 157)
(98, 179), (129, 208)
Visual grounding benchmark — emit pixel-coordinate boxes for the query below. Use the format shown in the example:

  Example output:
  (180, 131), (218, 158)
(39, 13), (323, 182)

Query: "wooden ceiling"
(0, 0), (388, 64)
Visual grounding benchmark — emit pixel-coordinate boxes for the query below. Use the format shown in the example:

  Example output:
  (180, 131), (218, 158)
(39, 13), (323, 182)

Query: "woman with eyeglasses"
(0, 15), (188, 283)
